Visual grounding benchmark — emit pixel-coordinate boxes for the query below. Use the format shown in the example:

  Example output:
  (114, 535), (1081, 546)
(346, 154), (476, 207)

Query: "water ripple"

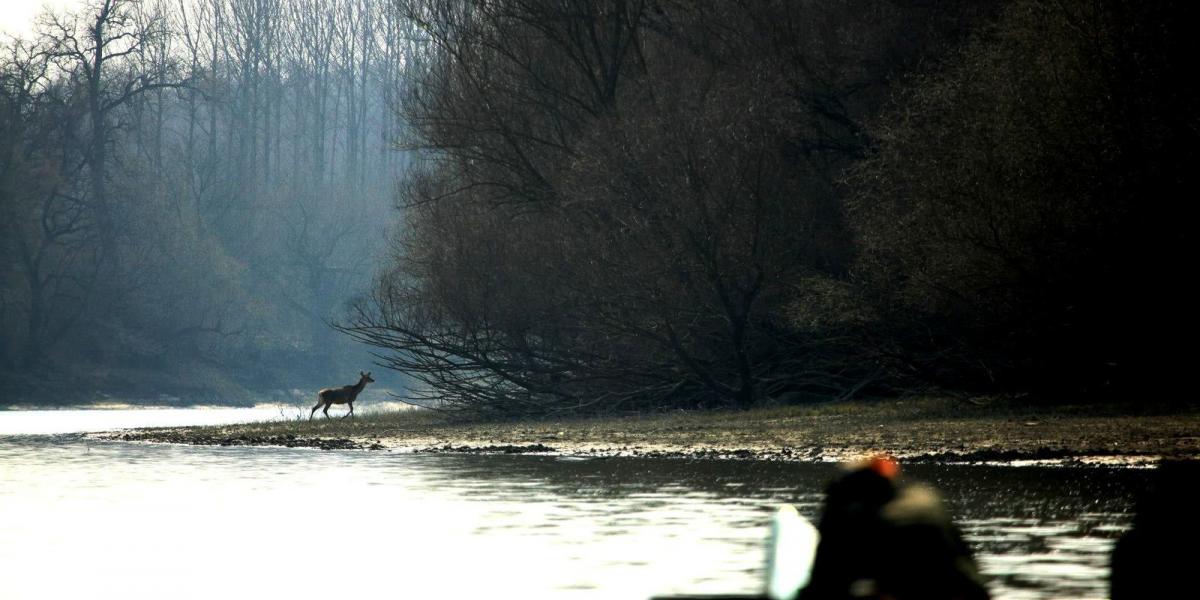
(1, 410), (1146, 600)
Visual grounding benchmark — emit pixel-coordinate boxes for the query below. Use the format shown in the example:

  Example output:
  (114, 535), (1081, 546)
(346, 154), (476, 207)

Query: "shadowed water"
(0, 409), (1143, 599)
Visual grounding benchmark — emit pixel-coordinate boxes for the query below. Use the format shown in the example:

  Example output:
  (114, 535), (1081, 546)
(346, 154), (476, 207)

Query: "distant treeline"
(343, 0), (1198, 416)
(1, 0), (410, 403)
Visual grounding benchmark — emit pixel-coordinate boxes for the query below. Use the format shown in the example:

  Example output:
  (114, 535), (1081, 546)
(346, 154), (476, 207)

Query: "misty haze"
(2, 1), (1197, 599)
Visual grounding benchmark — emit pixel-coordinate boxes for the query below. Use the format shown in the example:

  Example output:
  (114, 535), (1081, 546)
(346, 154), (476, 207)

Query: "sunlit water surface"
(0, 409), (1142, 599)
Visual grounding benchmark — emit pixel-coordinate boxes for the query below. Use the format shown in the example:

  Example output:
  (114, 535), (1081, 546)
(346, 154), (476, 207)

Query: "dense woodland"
(1, 0), (409, 403)
(3, 0), (1195, 412)
(346, 0), (1197, 416)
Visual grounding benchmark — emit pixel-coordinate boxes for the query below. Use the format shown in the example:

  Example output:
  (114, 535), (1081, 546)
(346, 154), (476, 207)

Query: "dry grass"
(107, 397), (1200, 462)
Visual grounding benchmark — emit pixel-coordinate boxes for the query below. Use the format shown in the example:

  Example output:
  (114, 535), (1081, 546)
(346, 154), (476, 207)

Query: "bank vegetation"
(344, 0), (1197, 417)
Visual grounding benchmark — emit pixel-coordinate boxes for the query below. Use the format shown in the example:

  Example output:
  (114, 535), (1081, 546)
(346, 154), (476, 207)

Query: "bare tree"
(40, 0), (186, 257)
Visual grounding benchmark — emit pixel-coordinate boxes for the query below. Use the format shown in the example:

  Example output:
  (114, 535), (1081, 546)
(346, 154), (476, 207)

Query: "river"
(0, 407), (1143, 599)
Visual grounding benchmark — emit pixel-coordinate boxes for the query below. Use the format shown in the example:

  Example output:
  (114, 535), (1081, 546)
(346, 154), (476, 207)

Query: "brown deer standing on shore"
(311, 371), (375, 420)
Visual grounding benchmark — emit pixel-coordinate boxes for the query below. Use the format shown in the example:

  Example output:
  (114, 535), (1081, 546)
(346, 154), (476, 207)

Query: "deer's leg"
(323, 403), (332, 419)
(344, 402), (354, 418)
(310, 400), (323, 421)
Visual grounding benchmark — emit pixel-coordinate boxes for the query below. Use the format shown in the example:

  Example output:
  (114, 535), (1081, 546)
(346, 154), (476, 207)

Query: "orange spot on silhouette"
(867, 455), (900, 479)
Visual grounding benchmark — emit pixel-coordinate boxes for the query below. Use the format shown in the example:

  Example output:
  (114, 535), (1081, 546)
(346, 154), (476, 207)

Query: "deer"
(311, 371), (375, 420)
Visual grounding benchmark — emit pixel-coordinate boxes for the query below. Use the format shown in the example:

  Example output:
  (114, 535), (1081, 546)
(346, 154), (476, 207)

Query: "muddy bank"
(108, 431), (383, 451)
(94, 399), (1200, 465)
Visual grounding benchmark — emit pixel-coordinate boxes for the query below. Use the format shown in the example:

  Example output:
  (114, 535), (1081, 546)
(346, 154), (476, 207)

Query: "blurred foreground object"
(1110, 460), (1200, 599)
(767, 504), (820, 599)
(799, 457), (989, 600)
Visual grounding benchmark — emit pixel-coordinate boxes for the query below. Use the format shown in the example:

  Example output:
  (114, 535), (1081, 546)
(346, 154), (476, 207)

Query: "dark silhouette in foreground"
(310, 371), (374, 420)
(651, 457), (989, 600)
(1110, 460), (1200, 599)
(800, 457), (990, 600)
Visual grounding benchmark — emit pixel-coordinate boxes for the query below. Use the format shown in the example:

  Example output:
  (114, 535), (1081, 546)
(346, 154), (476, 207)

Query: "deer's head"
(360, 371), (375, 384)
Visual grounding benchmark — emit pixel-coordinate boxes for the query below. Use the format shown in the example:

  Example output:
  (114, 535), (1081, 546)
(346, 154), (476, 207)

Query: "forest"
(3, 0), (1196, 412)
(1, 0), (409, 403)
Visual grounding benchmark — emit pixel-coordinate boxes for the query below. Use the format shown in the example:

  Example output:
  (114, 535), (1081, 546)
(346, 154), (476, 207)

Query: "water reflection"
(906, 465), (1138, 600)
(0, 410), (1144, 600)
(0, 406), (295, 435)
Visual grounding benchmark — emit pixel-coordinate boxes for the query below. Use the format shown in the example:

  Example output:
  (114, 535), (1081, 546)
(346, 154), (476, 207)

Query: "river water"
(0, 408), (1143, 599)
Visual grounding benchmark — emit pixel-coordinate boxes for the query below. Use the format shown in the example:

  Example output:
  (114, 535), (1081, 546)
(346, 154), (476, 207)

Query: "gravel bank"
(92, 399), (1200, 466)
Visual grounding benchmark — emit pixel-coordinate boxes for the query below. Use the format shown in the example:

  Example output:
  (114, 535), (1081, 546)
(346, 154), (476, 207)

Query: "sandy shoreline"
(90, 399), (1200, 466)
